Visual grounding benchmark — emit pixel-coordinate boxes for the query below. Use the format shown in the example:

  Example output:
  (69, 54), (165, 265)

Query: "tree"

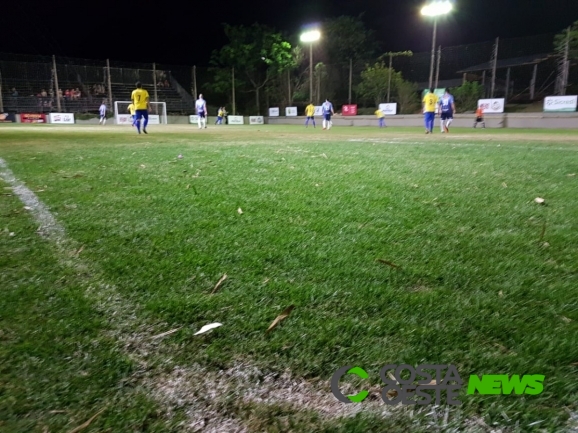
(211, 24), (293, 114)
(554, 21), (578, 60)
(453, 82), (484, 112)
(357, 62), (402, 106)
(395, 80), (420, 114)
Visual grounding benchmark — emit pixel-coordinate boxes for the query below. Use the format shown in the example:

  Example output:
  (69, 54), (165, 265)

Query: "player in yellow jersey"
(375, 108), (385, 128)
(131, 81), (151, 134)
(304, 102), (316, 128)
(127, 102), (136, 126)
(422, 88), (439, 134)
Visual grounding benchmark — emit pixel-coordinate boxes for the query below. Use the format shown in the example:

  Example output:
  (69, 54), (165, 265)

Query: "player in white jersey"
(196, 94), (207, 129)
(439, 89), (456, 133)
(98, 101), (107, 125)
(321, 99), (334, 130)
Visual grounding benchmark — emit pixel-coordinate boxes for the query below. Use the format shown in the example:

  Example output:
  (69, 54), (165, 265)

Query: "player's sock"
(135, 120), (141, 133)
(305, 118), (309, 127)
(322, 120), (327, 129)
(440, 121), (445, 132)
(198, 118), (202, 129)
(103, 118), (106, 125)
(312, 119), (316, 128)
(203, 118), (207, 128)
(143, 118), (148, 132)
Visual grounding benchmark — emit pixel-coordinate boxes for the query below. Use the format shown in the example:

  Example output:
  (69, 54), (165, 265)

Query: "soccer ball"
(178, 154), (183, 159)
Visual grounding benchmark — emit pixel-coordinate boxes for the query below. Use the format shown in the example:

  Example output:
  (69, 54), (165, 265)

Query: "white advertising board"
(378, 103), (397, 115)
(285, 107), (298, 116)
(249, 116), (264, 125)
(49, 113), (75, 124)
(228, 115), (244, 125)
(268, 107), (279, 117)
(314, 106), (323, 116)
(118, 114), (159, 125)
(543, 95), (577, 112)
(478, 98), (505, 114)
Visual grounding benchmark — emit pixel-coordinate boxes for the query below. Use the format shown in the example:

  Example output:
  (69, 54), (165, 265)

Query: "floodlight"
(421, 1), (453, 17)
(300, 30), (321, 43)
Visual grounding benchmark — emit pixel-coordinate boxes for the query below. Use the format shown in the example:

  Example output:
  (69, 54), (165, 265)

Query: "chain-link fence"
(0, 32), (573, 116)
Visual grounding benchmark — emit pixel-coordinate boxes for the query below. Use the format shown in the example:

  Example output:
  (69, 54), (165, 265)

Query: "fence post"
(53, 55), (62, 112)
(530, 64), (537, 100)
(152, 62), (158, 114)
(434, 45), (441, 89)
(504, 67), (511, 102)
(193, 66), (197, 98)
(232, 67), (236, 115)
(490, 37), (499, 98)
(106, 59), (113, 113)
(348, 58), (352, 104)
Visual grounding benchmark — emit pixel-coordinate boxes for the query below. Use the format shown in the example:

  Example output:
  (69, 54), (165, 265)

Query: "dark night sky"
(4, 0), (578, 65)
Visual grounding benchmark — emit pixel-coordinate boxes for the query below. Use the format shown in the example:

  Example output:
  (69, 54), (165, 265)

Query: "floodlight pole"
(53, 55), (62, 112)
(428, 19), (437, 90)
(106, 59), (113, 113)
(309, 42), (314, 103)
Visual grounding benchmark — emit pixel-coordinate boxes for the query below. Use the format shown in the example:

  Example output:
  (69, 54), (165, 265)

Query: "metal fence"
(0, 32), (573, 115)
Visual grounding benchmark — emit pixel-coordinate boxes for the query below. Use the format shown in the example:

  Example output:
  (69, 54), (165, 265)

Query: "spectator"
(65, 89), (71, 99)
(49, 89), (54, 98)
(157, 80), (164, 88)
(40, 89), (47, 97)
(58, 88), (63, 99)
(11, 88), (18, 97)
(74, 88), (81, 99)
(164, 79), (169, 87)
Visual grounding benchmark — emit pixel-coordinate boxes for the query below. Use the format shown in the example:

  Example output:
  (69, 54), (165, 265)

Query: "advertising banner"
(249, 116), (264, 125)
(543, 96), (577, 112)
(478, 99), (505, 114)
(49, 113), (75, 124)
(268, 107), (279, 117)
(285, 107), (298, 116)
(378, 103), (397, 115)
(21, 113), (47, 123)
(228, 115), (244, 125)
(0, 113), (16, 123)
(342, 104), (358, 116)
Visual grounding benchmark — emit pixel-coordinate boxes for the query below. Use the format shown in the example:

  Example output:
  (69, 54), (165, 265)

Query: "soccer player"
(215, 107), (224, 125)
(321, 99), (334, 130)
(375, 108), (385, 128)
(127, 102), (136, 127)
(131, 82), (151, 134)
(474, 106), (486, 128)
(305, 102), (316, 128)
(196, 94), (207, 129)
(98, 100), (107, 125)
(422, 88), (438, 134)
(439, 89), (456, 133)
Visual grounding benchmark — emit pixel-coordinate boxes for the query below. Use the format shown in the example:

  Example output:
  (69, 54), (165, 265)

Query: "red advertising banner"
(21, 113), (47, 123)
(342, 104), (358, 116)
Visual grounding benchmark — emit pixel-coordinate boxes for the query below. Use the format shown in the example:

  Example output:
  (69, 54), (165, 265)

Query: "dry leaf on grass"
(502, 182), (508, 188)
(194, 323), (222, 335)
(237, 207), (243, 214)
(139, 164), (146, 169)
(67, 408), (105, 433)
(266, 305), (295, 333)
(561, 316), (572, 324)
(23, 206), (32, 211)
(49, 410), (67, 414)
(534, 197), (545, 204)
(211, 274), (228, 294)
(74, 246), (84, 256)
(376, 259), (400, 268)
(498, 290), (504, 297)
(151, 328), (182, 339)
(567, 173), (576, 177)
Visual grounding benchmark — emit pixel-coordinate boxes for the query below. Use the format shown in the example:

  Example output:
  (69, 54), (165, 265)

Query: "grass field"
(1, 124), (577, 432)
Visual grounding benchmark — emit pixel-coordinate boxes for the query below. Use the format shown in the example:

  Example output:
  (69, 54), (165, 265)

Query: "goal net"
(113, 101), (168, 125)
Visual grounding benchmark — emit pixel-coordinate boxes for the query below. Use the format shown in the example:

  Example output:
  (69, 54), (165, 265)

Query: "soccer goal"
(113, 101), (168, 125)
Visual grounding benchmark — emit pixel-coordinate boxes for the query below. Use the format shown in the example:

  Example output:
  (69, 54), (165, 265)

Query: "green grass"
(1, 124), (577, 432)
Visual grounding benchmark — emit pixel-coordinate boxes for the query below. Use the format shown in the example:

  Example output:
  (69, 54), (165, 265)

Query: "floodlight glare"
(421, 1), (453, 17)
(300, 30), (321, 43)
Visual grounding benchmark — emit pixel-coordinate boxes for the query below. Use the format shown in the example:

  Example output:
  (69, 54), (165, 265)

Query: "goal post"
(113, 101), (168, 125)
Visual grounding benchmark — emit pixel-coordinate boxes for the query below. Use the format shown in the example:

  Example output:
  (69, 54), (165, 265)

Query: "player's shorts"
(131, 114), (136, 121)
(198, 111), (206, 119)
(441, 111), (453, 120)
(135, 109), (148, 121)
(324, 114), (331, 121)
(100, 114), (106, 119)
(475, 117), (484, 122)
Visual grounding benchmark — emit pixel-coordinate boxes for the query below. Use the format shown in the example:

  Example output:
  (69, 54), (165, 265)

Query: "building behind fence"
(0, 32), (573, 116)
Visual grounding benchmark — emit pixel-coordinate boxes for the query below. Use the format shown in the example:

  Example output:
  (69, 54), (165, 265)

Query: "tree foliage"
(554, 20), (578, 59)
(324, 15), (377, 65)
(453, 81), (485, 112)
(211, 24), (293, 113)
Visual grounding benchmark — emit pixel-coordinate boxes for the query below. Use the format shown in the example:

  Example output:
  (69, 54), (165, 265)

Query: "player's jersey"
(423, 93), (438, 112)
(99, 104), (106, 116)
(375, 109), (385, 118)
(218, 109), (224, 117)
(128, 104), (136, 115)
(195, 98), (206, 114)
(476, 107), (484, 117)
(305, 104), (315, 117)
(439, 94), (454, 112)
(322, 102), (333, 115)
(131, 88), (149, 110)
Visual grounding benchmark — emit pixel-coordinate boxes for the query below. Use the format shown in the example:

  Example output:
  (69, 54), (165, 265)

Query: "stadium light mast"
(421, 1), (453, 90)
(300, 29), (321, 103)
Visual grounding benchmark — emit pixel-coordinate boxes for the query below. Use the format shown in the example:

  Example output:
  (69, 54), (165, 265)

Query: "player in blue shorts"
(131, 82), (151, 134)
(322, 99), (334, 130)
(439, 88), (456, 133)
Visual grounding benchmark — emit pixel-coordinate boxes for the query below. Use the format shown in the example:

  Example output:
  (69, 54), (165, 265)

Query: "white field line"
(0, 157), (386, 431)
